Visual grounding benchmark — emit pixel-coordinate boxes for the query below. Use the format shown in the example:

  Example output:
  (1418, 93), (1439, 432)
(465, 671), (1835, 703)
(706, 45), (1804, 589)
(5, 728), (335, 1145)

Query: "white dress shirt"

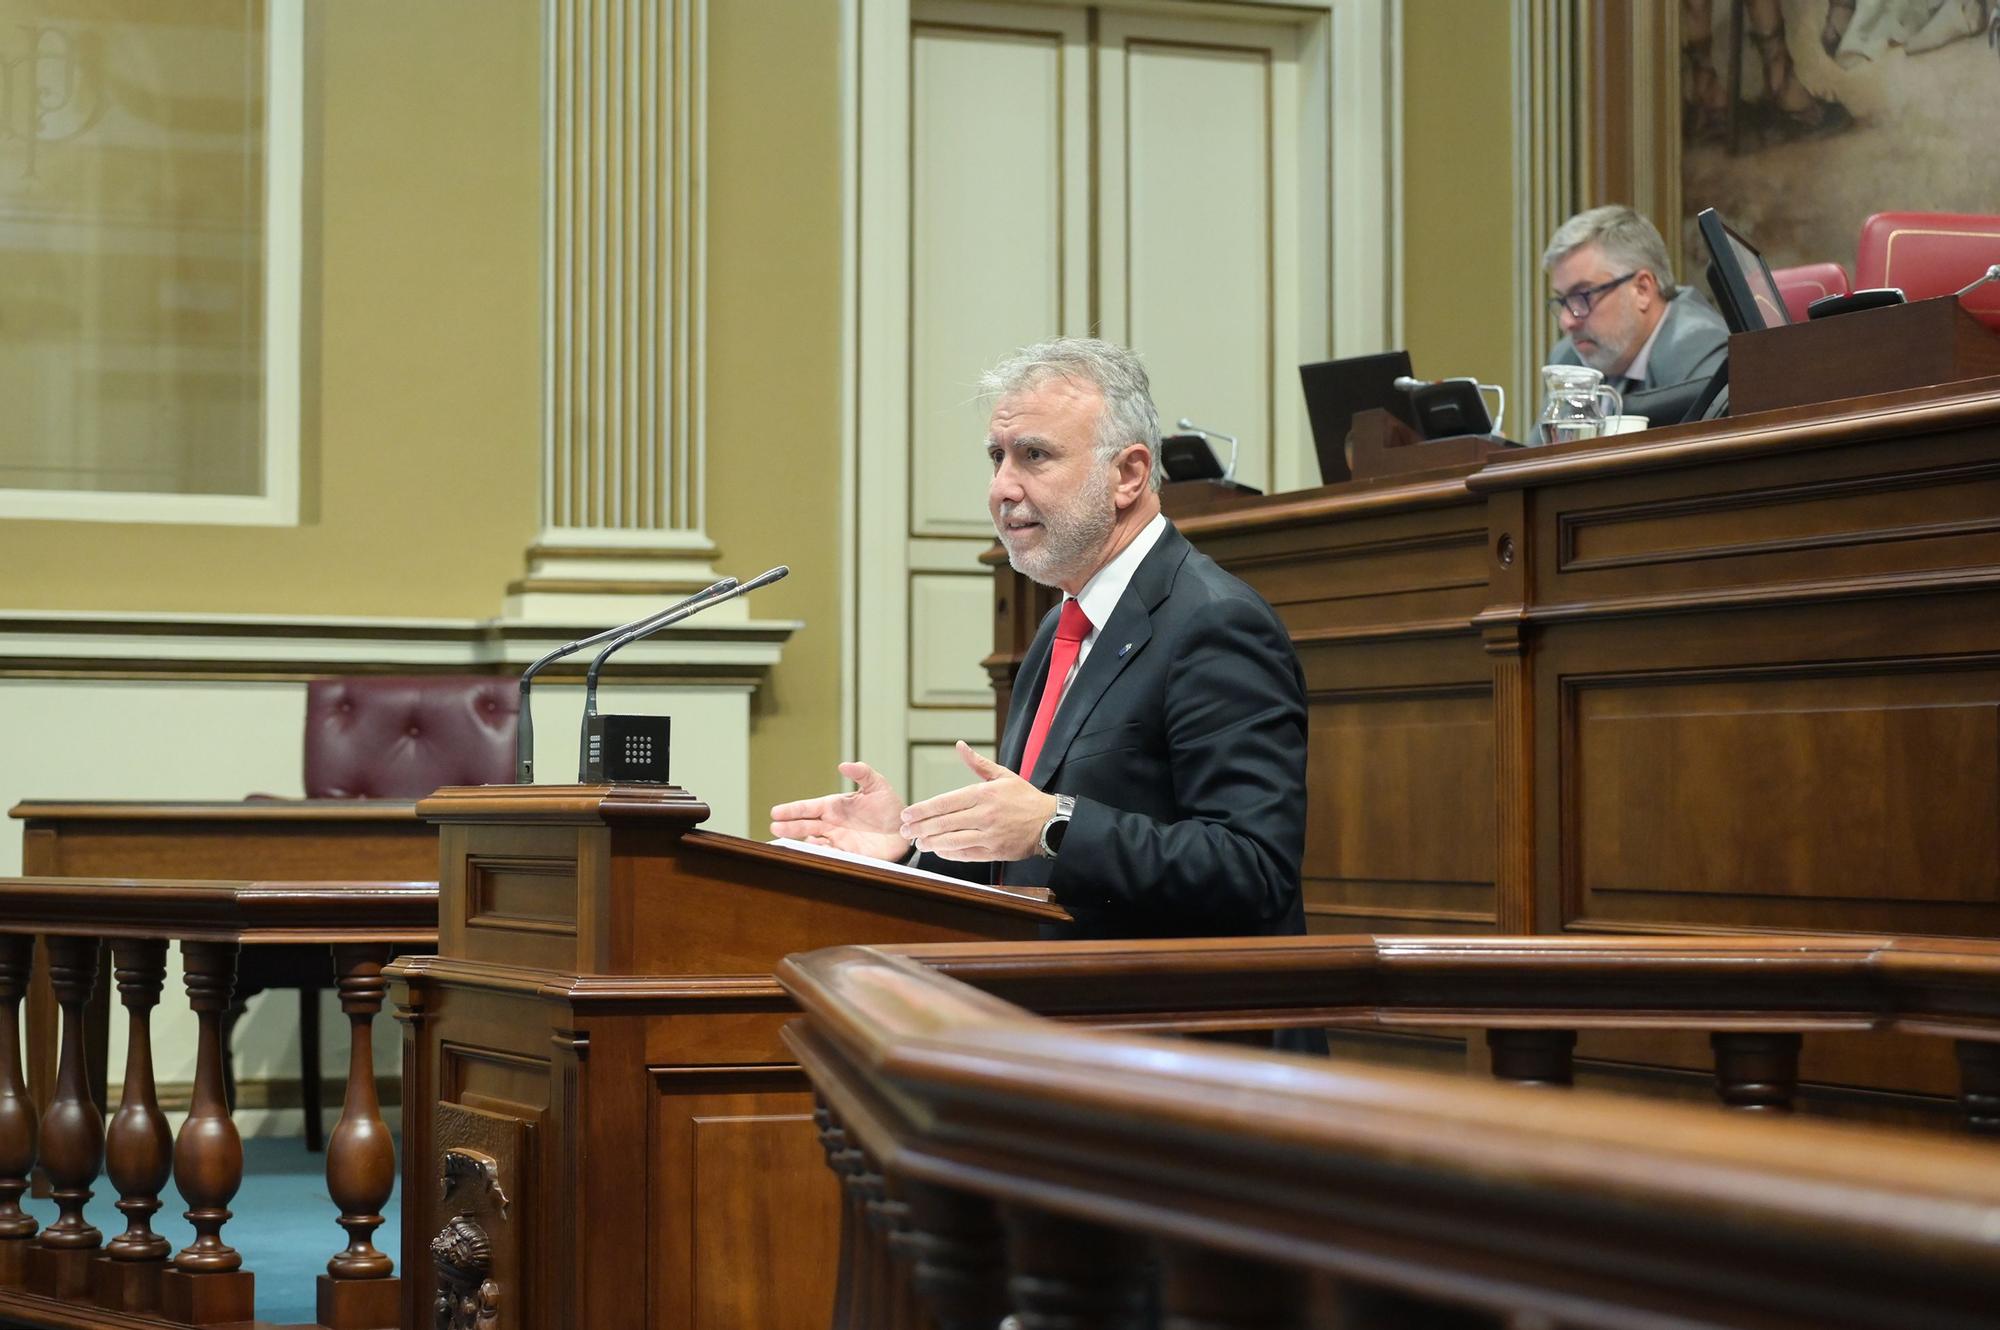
(1048, 511), (1167, 708)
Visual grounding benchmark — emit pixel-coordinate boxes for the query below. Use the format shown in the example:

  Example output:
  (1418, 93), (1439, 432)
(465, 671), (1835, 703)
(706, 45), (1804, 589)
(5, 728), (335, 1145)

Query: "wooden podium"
(391, 784), (1064, 1330)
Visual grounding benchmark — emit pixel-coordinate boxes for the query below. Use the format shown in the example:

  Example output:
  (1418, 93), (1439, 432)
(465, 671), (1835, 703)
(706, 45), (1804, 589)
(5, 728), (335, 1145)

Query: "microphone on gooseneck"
(514, 577), (738, 783)
(577, 565), (791, 783)
(1175, 417), (1240, 483)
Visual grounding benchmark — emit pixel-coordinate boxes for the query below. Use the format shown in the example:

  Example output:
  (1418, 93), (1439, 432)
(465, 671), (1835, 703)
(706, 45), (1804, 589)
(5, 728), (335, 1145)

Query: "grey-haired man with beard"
(1545, 205), (1728, 395)
(771, 336), (1310, 942)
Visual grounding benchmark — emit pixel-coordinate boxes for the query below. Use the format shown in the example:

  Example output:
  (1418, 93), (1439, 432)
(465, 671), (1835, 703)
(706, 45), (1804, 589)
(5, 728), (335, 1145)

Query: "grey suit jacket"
(1550, 287), (1729, 391)
(920, 522), (1309, 941)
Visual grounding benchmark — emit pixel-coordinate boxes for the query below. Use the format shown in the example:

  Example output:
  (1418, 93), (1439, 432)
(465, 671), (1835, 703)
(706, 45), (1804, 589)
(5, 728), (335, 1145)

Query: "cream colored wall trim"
(0, 1), (304, 527)
(542, 0), (705, 534)
(0, 610), (795, 678)
(525, 0), (716, 621)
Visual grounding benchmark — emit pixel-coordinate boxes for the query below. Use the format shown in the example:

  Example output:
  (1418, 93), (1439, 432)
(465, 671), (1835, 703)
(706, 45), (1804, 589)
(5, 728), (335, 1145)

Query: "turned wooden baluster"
(864, 1165), (922, 1329)
(1486, 1029), (1576, 1087)
(37, 935), (104, 1252)
(315, 943), (406, 1329)
(1710, 1031), (1801, 1112)
(325, 943), (396, 1278)
(174, 941), (244, 1272)
(897, 1177), (1009, 1330)
(1002, 1205), (1151, 1330)
(104, 938), (173, 1263)
(1157, 1241), (1305, 1330)
(1955, 1039), (2000, 1135)
(813, 1099), (866, 1330)
(0, 934), (38, 1284)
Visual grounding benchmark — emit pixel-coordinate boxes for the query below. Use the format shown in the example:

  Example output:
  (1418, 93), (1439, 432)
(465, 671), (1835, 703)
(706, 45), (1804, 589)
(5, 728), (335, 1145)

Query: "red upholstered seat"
(1857, 211), (2000, 332)
(304, 674), (518, 799)
(1770, 262), (1850, 324)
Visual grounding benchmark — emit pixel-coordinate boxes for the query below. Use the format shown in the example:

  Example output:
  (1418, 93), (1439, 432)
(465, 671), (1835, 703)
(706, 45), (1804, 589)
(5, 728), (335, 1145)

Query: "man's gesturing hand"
(899, 740), (1057, 862)
(769, 761), (911, 863)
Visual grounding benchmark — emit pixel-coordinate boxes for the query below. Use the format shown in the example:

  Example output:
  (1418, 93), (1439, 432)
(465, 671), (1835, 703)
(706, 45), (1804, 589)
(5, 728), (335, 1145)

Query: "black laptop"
(1300, 351), (1416, 485)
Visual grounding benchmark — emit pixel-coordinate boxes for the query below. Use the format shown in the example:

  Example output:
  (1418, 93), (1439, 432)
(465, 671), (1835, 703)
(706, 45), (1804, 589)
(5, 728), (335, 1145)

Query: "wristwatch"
(1036, 794), (1076, 859)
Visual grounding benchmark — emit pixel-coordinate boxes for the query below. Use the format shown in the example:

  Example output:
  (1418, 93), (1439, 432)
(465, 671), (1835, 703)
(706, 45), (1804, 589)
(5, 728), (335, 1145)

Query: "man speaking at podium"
(771, 337), (1309, 941)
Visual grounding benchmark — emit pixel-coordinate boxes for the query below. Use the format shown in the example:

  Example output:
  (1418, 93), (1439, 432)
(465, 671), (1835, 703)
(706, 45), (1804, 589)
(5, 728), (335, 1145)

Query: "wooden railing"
(0, 878), (435, 1330)
(778, 934), (2000, 1330)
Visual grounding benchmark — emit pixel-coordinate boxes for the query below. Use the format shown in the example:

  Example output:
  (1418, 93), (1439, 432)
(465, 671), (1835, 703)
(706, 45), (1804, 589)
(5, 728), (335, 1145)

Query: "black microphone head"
(741, 565), (790, 592)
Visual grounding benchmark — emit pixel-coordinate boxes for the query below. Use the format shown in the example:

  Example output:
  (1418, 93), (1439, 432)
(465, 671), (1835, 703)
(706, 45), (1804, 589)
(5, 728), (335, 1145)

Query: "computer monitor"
(1300, 351), (1415, 485)
(1698, 207), (1790, 334)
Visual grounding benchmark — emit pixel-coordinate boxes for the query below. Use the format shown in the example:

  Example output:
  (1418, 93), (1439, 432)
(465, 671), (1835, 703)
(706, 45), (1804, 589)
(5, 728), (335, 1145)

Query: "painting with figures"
(1681, 0), (2000, 273)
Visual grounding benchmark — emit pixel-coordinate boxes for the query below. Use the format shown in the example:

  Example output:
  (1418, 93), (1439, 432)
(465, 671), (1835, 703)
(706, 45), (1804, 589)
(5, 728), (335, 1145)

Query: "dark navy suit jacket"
(922, 520), (1310, 941)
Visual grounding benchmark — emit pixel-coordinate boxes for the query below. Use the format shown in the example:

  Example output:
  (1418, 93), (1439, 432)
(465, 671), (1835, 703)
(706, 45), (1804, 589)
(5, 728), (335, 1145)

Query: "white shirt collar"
(1622, 298), (1672, 384)
(1071, 511), (1167, 636)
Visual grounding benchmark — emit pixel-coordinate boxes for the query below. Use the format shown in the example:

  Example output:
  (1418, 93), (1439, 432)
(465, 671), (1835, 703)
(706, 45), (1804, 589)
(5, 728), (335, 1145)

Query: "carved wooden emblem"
(432, 1146), (508, 1330)
(440, 1146), (512, 1218)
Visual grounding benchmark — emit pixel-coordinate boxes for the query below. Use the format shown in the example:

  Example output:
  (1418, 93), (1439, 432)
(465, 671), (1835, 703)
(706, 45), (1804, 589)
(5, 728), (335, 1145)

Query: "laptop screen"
(1300, 350), (1414, 485)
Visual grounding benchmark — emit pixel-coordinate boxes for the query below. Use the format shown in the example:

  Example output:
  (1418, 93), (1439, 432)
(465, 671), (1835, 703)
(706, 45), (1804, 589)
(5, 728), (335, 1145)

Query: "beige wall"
(1400, 0), (1519, 393)
(0, 2), (544, 617)
(704, 0), (845, 821)
(1, 1), (1538, 826)
(0, 2), (845, 823)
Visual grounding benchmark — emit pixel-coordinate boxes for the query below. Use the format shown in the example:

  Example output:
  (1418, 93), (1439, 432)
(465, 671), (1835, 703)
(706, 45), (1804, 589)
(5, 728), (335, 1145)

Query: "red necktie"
(1018, 600), (1091, 782)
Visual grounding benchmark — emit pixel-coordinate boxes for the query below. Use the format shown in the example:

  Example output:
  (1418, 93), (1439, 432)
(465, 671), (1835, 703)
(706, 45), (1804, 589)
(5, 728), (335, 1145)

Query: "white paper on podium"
(768, 837), (1051, 900)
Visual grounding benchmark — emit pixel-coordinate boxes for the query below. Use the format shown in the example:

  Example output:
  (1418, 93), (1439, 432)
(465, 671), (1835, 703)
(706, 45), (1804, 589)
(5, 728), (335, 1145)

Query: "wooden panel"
(1562, 458), (2000, 574)
(909, 17), (1074, 539)
(641, 846), (1041, 976)
(1530, 426), (2000, 607)
(443, 822), (593, 971)
(651, 1068), (841, 1330)
(1572, 670), (2000, 910)
(15, 817), (433, 881)
(1248, 530), (1488, 615)
(1305, 689), (1495, 930)
(441, 1041), (552, 1119)
(910, 572), (996, 708)
(466, 855), (580, 933)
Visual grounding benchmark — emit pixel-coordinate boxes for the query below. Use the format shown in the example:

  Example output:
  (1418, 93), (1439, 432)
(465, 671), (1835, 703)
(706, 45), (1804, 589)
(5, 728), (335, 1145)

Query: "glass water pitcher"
(1537, 364), (1623, 445)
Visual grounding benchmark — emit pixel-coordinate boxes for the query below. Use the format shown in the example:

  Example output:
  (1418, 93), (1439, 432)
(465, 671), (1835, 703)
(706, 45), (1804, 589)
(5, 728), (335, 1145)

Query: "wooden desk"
(994, 376), (2000, 942)
(8, 800), (432, 1119)
(989, 375), (2000, 1103)
(391, 783), (1064, 1330)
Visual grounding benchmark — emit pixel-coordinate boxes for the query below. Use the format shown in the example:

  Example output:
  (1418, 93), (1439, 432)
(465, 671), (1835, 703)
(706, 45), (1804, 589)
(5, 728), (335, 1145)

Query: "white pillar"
(510, 0), (720, 623)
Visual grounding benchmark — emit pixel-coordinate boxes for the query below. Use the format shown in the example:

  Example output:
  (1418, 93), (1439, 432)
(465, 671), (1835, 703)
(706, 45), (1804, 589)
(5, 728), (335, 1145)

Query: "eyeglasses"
(1547, 271), (1638, 320)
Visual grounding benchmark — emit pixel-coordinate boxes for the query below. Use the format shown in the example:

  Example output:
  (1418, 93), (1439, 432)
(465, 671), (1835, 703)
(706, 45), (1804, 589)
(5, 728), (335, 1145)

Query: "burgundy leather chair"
(1770, 261), (1851, 324)
(1856, 211), (2000, 332)
(235, 675), (518, 1148)
(304, 674), (518, 798)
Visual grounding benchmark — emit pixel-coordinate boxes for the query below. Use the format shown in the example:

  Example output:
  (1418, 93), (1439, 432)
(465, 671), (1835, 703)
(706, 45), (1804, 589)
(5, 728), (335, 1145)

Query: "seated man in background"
(771, 336), (1310, 944)
(1545, 204), (1728, 394)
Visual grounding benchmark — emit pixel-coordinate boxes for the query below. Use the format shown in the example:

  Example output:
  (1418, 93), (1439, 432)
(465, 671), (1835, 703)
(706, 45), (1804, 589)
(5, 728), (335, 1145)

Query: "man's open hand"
(769, 761), (911, 863)
(899, 741), (1057, 862)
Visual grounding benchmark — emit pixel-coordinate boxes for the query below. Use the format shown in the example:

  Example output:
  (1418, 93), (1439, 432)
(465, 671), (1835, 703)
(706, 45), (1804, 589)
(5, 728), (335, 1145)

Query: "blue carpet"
(22, 1135), (403, 1327)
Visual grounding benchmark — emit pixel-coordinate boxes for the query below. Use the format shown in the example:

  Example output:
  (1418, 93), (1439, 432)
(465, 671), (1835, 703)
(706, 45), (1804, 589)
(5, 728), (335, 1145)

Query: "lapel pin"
(1118, 642), (1133, 657)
